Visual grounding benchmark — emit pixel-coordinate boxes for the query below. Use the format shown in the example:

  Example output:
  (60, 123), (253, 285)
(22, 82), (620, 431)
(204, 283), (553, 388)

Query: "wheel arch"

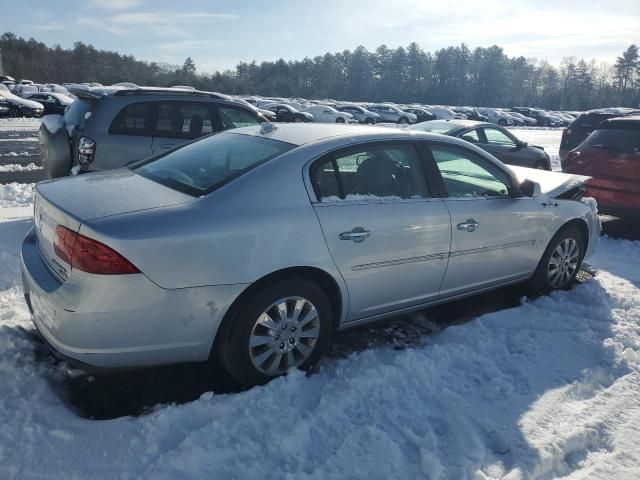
(215, 266), (345, 351)
(558, 217), (590, 252)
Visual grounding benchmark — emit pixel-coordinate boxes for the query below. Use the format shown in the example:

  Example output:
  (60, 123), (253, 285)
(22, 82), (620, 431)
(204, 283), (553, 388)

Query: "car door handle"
(457, 219), (479, 232)
(339, 227), (371, 243)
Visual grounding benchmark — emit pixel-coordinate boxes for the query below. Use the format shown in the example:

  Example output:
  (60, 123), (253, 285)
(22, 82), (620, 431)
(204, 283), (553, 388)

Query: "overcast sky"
(2, 0), (639, 72)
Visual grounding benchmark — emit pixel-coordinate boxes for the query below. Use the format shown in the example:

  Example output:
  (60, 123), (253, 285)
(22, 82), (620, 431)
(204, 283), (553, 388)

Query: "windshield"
(134, 132), (295, 196)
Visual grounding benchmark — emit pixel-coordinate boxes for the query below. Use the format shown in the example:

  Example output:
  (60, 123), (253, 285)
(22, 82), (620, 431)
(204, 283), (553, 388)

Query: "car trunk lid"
(34, 169), (194, 280)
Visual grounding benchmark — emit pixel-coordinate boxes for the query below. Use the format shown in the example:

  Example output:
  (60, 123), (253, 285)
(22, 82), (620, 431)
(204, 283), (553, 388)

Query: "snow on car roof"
(229, 123), (412, 146)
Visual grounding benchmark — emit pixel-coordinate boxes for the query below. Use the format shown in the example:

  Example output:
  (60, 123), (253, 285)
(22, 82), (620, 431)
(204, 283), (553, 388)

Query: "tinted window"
(430, 145), (510, 198)
(109, 102), (151, 136)
(218, 105), (259, 129)
(154, 102), (214, 139)
(483, 128), (516, 147)
(585, 129), (640, 153)
(134, 132), (294, 196)
(313, 143), (429, 201)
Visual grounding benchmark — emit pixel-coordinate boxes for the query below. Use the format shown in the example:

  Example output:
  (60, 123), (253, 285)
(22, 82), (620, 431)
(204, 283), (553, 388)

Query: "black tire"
(533, 160), (549, 170)
(9, 108), (19, 118)
(528, 225), (585, 293)
(398, 117), (408, 124)
(215, 277), (333, 387)
(498, 119), (507, 126)
(364, 117), (375, 125)
(293, 116), (303, 123)
(335, 117), (345, 123)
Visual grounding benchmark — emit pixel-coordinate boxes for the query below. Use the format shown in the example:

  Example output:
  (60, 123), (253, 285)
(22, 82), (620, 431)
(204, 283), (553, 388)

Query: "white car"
(477, 108), (515, 126)
(426, 106), (467, 120)
(303, 105), (355, 123)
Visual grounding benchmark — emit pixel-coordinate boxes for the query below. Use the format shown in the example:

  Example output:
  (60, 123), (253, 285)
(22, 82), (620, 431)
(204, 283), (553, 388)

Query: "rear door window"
(109, 102), (152, 136)
(153, 102), (214, 139)
(312, 143), (429, 201)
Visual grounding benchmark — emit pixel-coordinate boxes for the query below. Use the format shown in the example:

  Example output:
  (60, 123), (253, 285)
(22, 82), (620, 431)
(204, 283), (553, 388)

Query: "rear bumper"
(586, 185), (640, 218)
(20, 227), (247, 370)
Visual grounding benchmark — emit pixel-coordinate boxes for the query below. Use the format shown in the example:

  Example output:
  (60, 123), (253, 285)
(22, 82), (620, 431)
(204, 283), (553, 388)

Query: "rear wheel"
(215, 278), (333, 387)
(9, 108), (19, 118)
(529, 226), (585, 293)
(364, 117), (375, 124)
(498, 119), (507, 126)
(335, 117), (345, 123)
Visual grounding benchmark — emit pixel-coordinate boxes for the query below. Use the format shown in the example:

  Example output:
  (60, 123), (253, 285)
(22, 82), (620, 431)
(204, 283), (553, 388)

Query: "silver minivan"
(39, 86), (264, 178)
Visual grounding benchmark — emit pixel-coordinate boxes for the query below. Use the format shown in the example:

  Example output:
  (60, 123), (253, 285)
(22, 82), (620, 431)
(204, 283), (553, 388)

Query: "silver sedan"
(21, 124), (600, 386)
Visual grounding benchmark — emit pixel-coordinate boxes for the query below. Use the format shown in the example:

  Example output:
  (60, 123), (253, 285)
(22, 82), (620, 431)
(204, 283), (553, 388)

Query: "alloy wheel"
(248, 296), (321, 376)
(547, 238), (580, 288)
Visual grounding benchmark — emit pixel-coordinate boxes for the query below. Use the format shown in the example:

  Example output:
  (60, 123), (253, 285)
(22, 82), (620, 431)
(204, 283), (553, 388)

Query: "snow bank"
(0, 203), (639, 478)
(0, 183), (34, 208)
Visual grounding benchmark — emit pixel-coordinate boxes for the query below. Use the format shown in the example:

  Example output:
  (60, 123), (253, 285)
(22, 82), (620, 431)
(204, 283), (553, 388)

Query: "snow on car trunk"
(1, 207), (640, 477)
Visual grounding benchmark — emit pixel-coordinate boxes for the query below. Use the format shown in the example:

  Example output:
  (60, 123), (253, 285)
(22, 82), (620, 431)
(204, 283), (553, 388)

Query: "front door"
(150, 101), (215, 155)
(310, 141), (451, 320)
(425, 143), (545, 296)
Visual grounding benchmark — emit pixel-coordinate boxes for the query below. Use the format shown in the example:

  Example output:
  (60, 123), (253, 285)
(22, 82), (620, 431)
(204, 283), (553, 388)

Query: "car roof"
(230, 123), (437, 147)
(599, 116), (640, 129)
(420, 119), (490, 130)
(67, 85), (228, 101)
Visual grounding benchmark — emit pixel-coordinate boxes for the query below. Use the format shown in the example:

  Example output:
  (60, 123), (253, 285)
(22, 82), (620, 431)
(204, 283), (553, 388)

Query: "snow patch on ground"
(0, 201), (639, 478)
(0, 163), (42, 172)
(0, 151), (32, 157)
(0, 183), (35, 208)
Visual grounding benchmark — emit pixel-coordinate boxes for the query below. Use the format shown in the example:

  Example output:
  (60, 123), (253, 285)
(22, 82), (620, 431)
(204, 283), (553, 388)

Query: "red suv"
(563, 116), (640, 218)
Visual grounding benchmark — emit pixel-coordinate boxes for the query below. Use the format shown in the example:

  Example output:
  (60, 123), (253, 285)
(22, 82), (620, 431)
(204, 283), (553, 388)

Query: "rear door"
(310, 141), (451, 321)
(150, 101), (215, 154)
(425, 143), (545, 296)
(100, 101), (154, 170)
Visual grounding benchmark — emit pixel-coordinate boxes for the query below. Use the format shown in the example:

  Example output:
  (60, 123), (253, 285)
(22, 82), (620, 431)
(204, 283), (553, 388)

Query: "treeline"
(1, 32), (639, 110)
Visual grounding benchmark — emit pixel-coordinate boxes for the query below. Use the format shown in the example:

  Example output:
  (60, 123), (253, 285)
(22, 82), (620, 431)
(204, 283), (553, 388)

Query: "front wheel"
(498, 119), (507, 126)
(293, 116), (303, 123)
(364, 117), (375, 124)
(398, 117), (408, 124)
(335, 117), (345, 123)
(529, 226), (585, 293)
(533, 160), (549, 170)
(215, 278), (333, 387)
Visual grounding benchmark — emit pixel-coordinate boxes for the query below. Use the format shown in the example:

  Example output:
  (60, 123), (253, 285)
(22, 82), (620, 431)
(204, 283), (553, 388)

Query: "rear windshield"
(584, 128), (640, 153)
(134, 132), (295, 196)
(64, 99), (94, 129)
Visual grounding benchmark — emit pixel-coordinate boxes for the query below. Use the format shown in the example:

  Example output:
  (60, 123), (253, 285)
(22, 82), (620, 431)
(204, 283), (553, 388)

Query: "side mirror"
(520, 179), (541, 197)
(517, 141), (528, 149)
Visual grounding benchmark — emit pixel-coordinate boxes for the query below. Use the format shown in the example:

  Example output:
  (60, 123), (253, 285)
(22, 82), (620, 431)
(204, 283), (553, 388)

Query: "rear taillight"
(565, 151), (581, 166)
(54, 226), (139, 275)
(78, 136), (96, 169)
(563, 128), (572, 136)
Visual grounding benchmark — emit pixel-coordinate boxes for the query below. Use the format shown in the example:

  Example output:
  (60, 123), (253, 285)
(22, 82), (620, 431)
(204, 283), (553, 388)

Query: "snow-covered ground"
(0, 128), (639, 479)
